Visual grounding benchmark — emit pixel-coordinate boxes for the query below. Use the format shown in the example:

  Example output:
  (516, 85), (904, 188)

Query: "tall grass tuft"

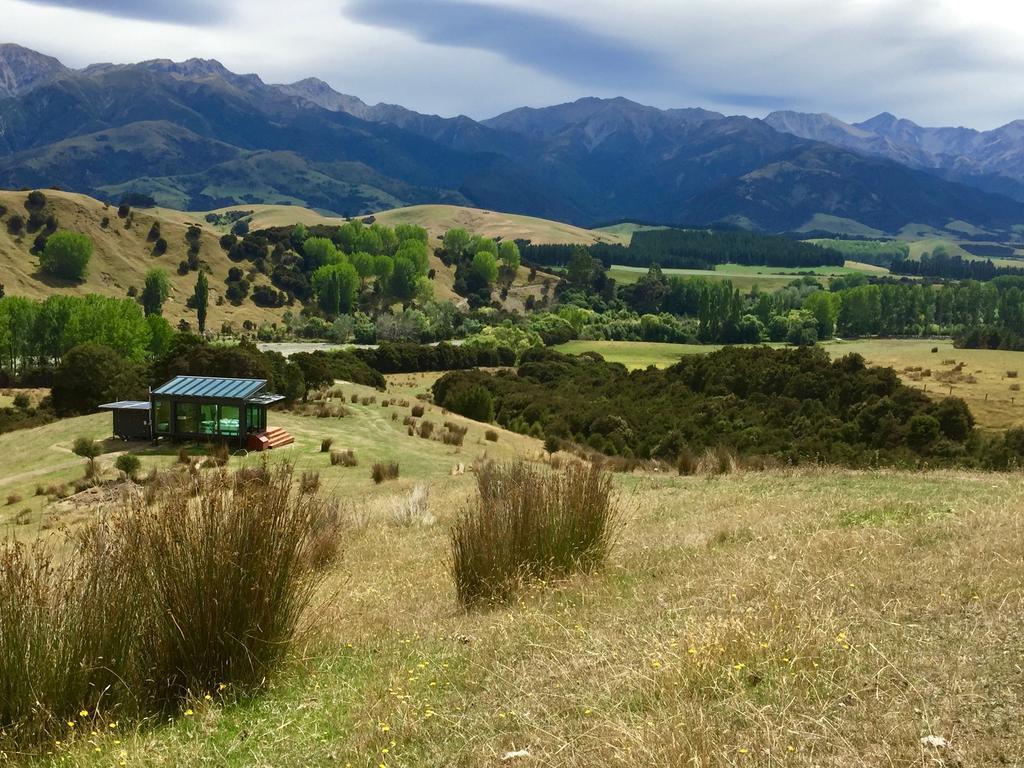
(449, 460), (619, 608)
(0, 463), (339, 748)
(371, 461), (400, 484)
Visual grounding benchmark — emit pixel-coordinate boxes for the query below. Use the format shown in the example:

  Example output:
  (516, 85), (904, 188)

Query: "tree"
(444, 384), (494, 423)
(498, 240), (521, 272)
(566, 246), (594, 287)
(194, 271), (209, 334)
(141, 268), (170, 316)
(73, 437), (102, 478)
(115, 453), (141, 480)
(39, 231), (93, 281)
(302, 237), (340, 271)
(52, 344), (147, 416)
(442, 228), (472, 259)
(470, 251), (498, 286)
(387, 256), (420, 302)
(312, 262), (359, 316)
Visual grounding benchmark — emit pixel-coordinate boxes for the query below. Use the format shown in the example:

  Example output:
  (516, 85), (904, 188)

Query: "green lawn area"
(608, 262), (881, 292)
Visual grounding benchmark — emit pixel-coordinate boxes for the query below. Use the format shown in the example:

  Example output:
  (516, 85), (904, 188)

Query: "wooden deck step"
(246, 427), (295, 451)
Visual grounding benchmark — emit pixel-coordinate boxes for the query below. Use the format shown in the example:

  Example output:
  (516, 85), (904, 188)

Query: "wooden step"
(245, 427), (295, 451)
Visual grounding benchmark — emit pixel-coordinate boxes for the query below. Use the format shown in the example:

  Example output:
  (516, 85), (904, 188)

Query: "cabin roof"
(98, 400), (152, 411)
(152, 376), (267, 400)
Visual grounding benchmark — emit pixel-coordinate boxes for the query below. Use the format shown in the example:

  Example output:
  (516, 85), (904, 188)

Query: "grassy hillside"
(0, 193), (593, 323)
(608, 262), (881, 292)
(0, 190), (287, 328)
(4, 412), (1023, 764)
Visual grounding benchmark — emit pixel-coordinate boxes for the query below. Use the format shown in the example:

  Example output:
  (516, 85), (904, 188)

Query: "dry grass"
(16, 466), (1024, 766)
(450, 460), (619, 607)
(371, 461), (400, 484)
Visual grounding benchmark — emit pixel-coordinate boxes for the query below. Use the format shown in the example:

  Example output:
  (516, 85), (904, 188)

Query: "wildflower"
(738, 748), (749, 754)
(733, 662), (746, 670)
(378, 721), (390, 733)
(184, 709), (194, 716)
(109, 722), (118, 729)
(79, 710), (89, 718)
(787, 745), (796, 752)
(204, 694), (213, 701)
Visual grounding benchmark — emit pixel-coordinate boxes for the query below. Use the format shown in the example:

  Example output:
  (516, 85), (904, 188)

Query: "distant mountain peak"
(0, 43), (69, 97)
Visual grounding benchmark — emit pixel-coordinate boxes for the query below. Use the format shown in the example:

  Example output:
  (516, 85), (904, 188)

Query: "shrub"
(5, 493), (21, 506)
(1009, 371), (1019, 379)
(299, 470), (320, 494)
(12, 393), (29, 409)
(441, 427), (466, 446)
(330, 449), (357, 467)
(411, 404), (425, 418)
(39, 231), (93, 282)
(371, 461), (400, 484)
(320, 437), (334, 452)
(443, 384), (494, 423)
(72, 437), (102, 477)
(390, 485), (431, 527)
(677, 448), (699, 476)
(115, 453), (141, 479)
(207, 441), (231, 467)
(485, 429), (499, 442)
(418, 420), (435, 439)
(449, 461), (619, 607)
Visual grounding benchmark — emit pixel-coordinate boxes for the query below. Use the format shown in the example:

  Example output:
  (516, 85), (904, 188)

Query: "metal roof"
(246, 392), (286, 406)
(152, 376), (267, 400)
(98, 400), (152, 410)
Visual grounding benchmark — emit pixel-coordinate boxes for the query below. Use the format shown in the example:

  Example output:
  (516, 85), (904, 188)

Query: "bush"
(39, 231), (93, 281)
(449, 461), (619, 607)
(12, 393), (29, 409)
(418, 420), (435, 439)
(330, 449), (358, 467)
(485, 429), (499, 442)
(299, 470), (320, 494)
(72, 437), (102, 476)
(371, 461), (400, 484)
(443, 384), (494, 423)
(411, 404), (425, 418)
(5, 493), (21, 506)
(207, 441), (231, 467)
(0, 464), (339, 747)
(114, 453), (141, 479)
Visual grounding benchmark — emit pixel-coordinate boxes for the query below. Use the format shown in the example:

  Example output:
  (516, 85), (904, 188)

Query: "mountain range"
(2, 42), (1024, 236)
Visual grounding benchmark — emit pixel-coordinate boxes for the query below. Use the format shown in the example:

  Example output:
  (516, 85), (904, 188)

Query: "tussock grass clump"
(371, 461), (400, 484)
(330, 449), (358, 467)
(389, 485), (433, 527)
(207, 441), (230, 467)
(485, 429), (499, 442)
(299, 470), (321, 494)
(0, 464), (339, 748)
(1009, 370), (1019, 378)
(449, 460), (619, 608)
(350, 393), (359, 404)
(320, 437), (334, 453)
(411, 405), (425, 418)
(418, 420), (435, 439)
(5, 493), (21, 506)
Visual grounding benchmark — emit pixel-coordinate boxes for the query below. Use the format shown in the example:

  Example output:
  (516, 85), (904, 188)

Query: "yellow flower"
(79, 710), (89, 718)
(787, 745), (796, 752)
(184, 709), (194, 716)
(378, 721), (390, 733)
(204, 694), (213, 701)
(738, 747), (749, 754)
(109, 722), (118, 729)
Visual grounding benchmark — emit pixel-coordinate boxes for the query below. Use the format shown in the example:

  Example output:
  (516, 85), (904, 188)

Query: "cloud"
(344, 0), (671, 88)
(15, 0), (224, 24)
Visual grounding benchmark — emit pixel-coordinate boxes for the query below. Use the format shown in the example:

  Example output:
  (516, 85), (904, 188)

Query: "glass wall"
(219, 405), (240, 436)
(154, 400), (171, 434)
(176, 402), (202, 435)
(247, 405), (264, 433)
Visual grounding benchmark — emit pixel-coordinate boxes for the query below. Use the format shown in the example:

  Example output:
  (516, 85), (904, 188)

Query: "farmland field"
(608, 261), (883, 292)
(554, 338), (1024, 430)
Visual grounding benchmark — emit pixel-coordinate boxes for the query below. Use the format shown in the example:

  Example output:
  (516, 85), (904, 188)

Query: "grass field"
(554, 338), (1024, 430)
(14, 463), (1024, 766)
(4, 366), (1024, 765)
(608, 262), (881, 292)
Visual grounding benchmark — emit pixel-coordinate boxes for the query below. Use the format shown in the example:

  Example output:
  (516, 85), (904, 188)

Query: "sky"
(2, 0), (1023, 129)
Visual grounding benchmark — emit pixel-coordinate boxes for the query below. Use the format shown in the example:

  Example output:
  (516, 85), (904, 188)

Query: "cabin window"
(154, 400), (171, 434)
(219, 405), (240, 436)
(199, 403), (218, 435)
(176, 402), (202, 434)
(246, 405), (264, 432)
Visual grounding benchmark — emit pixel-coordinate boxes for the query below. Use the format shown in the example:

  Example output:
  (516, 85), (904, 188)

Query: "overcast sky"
(3, 0), (1023, 128)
